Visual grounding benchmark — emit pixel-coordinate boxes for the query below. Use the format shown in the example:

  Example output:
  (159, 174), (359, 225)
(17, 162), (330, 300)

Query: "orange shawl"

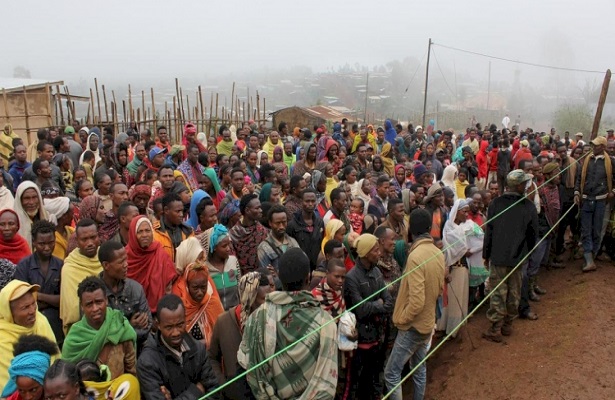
(172, 260), (223, 346)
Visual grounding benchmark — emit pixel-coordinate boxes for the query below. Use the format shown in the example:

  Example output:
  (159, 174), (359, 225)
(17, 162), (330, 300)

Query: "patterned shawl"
(311, 278), (346, 318)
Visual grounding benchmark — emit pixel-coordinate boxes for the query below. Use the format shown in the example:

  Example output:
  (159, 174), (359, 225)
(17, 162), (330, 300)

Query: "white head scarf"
(78, 133), (101, 165)
(442, 199), (471, 267)
(14, 181), (50, 249)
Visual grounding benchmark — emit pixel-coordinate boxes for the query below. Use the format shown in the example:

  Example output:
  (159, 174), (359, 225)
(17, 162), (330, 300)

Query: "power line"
(431, 47), (457, 98)
(433, 42), (606, 74)
(405, 50), (427, 92)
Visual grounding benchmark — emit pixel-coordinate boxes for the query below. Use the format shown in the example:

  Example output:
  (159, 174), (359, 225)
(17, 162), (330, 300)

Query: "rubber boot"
(501, 318), (513, 336)
(582, 253), (597, 272)
(528, 276), (541, 302)
(482, 321), (503, 343)
(533, 276), (547, 295)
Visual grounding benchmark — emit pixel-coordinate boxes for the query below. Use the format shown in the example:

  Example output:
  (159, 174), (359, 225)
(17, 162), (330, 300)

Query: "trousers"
(580, 199), (606, 255)
(486, 264), (522, 323)
(384, 328), (431, 400)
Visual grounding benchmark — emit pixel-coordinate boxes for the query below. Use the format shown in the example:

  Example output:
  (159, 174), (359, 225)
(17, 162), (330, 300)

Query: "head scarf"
(79, 133), (101, 165)
(129, 183), (151, 202)
(78, 194), (101, 221)
(321, 219), (345, 253)
(171, 181), (190, 196)
(219, 199), (240, 227)
(238, 271), (261, 330)
(442, 199), (471, 267)
(1, 351), (51, 397)
(173, 171), (193, 195)
(216, 138), (234, 157)
(171, 255), (223, 344)
(0, 209), (31, 265)
(126, 217), (177, 312)
(256, 150), (268, 167)
(14, 182), (49, 249)
(188, 189), (210, 230)
(273, 146), (284, 162)
(441, 164), (458, 190)
(355, 233), (378, 257)
(0, 280), (56, 392)
(259, 183), (273, 203)
(0, 185), (14, 211)
(202, 168), (222, 195)
(174, 236), (205, 275)
(197, 132), (207, 147)
(44, 197), (70, 225)
(208, 224), (229, 254)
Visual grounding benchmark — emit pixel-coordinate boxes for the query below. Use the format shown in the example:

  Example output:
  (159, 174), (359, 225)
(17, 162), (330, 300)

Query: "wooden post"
(86, 103), (91, 125)
(141, 90), (146, 128)
(164, 101), (168, 131)
(198, 86), (205, 133)
(65, 87), (76, 124)
(2, 89), (9, 125)
(151, 88), (157, 129)
(256, 91), (260, 125)
(45, 84), (53, 127)
(230, 82), (235, 126)
(263, 98), (266, 121)
(590, 69), (612, 140)
(208, 92), (213, 138)
(111, 91), (118, 133)
(128, 84), (133, 124)
(55, 85), (64, 126)
(94, 78), (102, 124)
(22, 86), (31, 146)
(186, 94), (191, 122)
(102, 85), (109, 123)
(242, 101), (246, 125)
(122, 100), (127, 130)
(174, 79), (182, 126)
(214, 93), (219, 137)
(89, 88), (95, 124)
(179, 87), (185, 124)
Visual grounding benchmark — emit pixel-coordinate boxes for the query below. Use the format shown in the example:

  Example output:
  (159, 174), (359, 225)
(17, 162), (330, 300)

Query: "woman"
(440, 163), (458, 202)
(439, 199), (474, 337)
(43, 360), (92, 400)
(322, 163), (338, 208)
(272, 146), (288, 177)
(14, 182), (50, 249)
(126, 216), (177, 313)
(0, 209), (31, 264)
(78, 133), (101, 166)
(292, 142), (317, 177)
(77, 360), (140, 400)
(262, 131), (281, 160)
(171, 182), (192, 219)
(380, 142), (396, 177)
(341, 166), (360, 198)
(0, 174), (14, 210)
(454, 167), (470, 200)
(390, 164), (409, 197)
(201, 168), (226, 211)
(208, 270), (274, 400)
(187, 189), (210, 231)
(245, 150), (260, 184)
(355, 178), (372, 215)
(309, 169), (328, 218)
(93, 174), (112, 212)
(258, 183), (281, 205)
(198, 224), (240, 311)
(2, 334), (58, 400)
(370, 155), (386, 186)
(256, 150), (268, 168)
(320, 139), (339, 173)
(321, 219), (356, 271)
(172, 237), (224, 345)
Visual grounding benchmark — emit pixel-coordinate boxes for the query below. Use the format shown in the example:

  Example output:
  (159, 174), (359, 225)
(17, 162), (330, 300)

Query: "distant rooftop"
(0, 77), (64, 93)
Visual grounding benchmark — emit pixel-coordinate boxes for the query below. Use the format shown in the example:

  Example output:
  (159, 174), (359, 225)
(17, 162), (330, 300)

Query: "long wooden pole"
(422, 38), (432, 127)
(141, 90), (146, 128)
(186, 94), (191, 122)
(2, 89), (9, 125)
(22, 86), (31, 145)
(230, 82), (235, 126)
(111, 91), (118, 133)
(102, 85), (109, 123)
(128, 84), (133, 124)
(256, 91), (260, 125)
(198, 86), (205, 133)
(94, 78), (102, 124)
(151, 88), (157, 129)
(55, 85), (64, 126)
(45, 84), (53, 127)
(65, 87), (76, 124)
(590, 69), (611, 140)
(89, 89), (95, 124)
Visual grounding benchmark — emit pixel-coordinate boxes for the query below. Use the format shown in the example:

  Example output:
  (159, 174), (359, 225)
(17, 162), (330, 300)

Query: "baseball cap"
(149, 147), (168, 159)
(64, 126), (75, 134)
(607, 129), (614, 133)
(575, 132), (584, 137)
(170, 144), (186, 156)
(9, 281), (40, 301)
(506, 169), (532, 187)
(591, 136), (607, 146)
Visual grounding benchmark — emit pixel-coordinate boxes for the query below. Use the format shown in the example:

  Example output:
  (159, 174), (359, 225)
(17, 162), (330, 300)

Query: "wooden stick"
(45, 84), (53, 127)
(263, 97), (266, 121)
(230, 82), (235, 126)
(128, 84), (133, 124)
(242, 101), (246, 125)
(54, 90), (60, 126)
(22, 86), (31, 145)
(590, 69), (612, 140)
(55, 85), (64, 126)
(214, 93), (219, 137)
(256, 91), (260, 125)
(164, 101), (168, 130)
(2, 89), (9, 125)
(186, 94), (191, 121)
(179, 87), (185, 124)
(111, 91), (118, 133)
(198, 86), (205, 133)
(151, 88), (156, 130)
(208, 92), (213, 138)
(174, 79), (182, 126)
(89, 88), (96, 124)
(141, 90), (146, 128)
(94, 78), (102, 124)
(65, 87), (76, 124)
(102, 85), (109, 123)
(122, 100), (127, 130)
(86, 102), (91, 125)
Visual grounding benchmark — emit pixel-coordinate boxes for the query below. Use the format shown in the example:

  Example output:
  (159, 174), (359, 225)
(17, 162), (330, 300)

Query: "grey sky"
(3, 0), (614, 82)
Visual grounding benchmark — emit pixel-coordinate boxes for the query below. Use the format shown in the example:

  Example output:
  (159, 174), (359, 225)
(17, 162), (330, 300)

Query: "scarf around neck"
(311, 278), (346, 318)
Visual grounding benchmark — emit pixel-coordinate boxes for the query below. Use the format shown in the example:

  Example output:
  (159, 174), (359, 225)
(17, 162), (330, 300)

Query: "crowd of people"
(0, 117), (612, 400)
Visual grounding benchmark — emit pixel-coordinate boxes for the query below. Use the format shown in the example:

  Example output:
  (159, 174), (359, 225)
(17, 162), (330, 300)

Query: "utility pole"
(422, 38), (432, 127)
(486, 61), (491, 110)
(364, 72), (369, 124)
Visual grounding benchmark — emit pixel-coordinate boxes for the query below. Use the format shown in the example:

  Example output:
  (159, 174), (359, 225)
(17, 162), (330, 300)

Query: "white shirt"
(502, 116), (510, 129)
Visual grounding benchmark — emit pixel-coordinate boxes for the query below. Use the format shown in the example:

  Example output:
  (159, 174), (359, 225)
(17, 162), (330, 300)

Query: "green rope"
(382, 201), (577, 399)
(202, 153), (587, 399)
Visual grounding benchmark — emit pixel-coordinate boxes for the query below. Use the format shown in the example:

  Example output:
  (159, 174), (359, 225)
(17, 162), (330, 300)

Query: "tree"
(553, 104), (593, 135)
(13, 66), (31, 78)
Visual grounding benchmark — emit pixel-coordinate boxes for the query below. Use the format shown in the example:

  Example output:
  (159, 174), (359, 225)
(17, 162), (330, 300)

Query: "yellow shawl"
(53, 226), (75, 261)
(0, 280), (57, 393)
(60, 248), (103, 334)
(380, 142), (395, 177)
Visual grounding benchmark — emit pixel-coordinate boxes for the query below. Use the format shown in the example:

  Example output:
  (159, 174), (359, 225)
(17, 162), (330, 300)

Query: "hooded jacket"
(286, 209), (324, 270)
(475, 141), (489, 178)
(384, 120), (397, 146)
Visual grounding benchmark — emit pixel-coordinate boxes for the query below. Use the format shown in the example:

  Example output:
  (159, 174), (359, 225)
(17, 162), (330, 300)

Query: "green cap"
(64, 125), (75, 134)
(506, 169), (532, 187)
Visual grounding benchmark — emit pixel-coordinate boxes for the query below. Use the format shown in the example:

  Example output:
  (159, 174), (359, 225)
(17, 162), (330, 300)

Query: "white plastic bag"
(338, 311), (358, 351)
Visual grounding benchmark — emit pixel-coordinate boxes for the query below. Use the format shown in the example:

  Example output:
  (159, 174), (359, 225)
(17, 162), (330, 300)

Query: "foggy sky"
(3, 0), (614, 83)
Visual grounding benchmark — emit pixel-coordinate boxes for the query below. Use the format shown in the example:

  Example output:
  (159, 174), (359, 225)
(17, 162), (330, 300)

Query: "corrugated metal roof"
(0, 78), (64, 93)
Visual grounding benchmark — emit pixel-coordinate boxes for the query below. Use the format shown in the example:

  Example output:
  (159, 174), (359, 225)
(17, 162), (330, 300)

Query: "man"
(380, 198), (408, 242)
(410, 183), (426, 207)
(127, 143), (146, 178)
(219, 168), (247, 212)
(502, 113), (510, 129)
(110, 202), (140, 246)
(60, 219), (104, 335)
(150, 165), (175, 207)
(607, 139), (615, 157)
(31, 158), (54, 190)
(178, 144), (204, 192)
(98, 241), (152, 348)
(283, 175), (306, 219)
(257, 204), (300, 272)
(309, 240), (346, 289)
(374, 225), (402, 310)
(554, 144), (578, 261)
(575, 132), (585, 147)
(146, 147), (169, 177)
(368, 176), (390, 224)
(353, 144), (371, 171)
(14, 220), (64, 343)
(138, 294), (220, 399)
(155, 125), (172, 152)
(345, 234), (393, 400)
(286, 188), (324, 271)
(238, 248), (338, 399)
(496, 138), (511, 195)
(230, 194), (269, 274)
(423, 185), (446, 247)
(488, 180), (500, 200)
(99, 183), (130, 241)
(27, 128), (48, 163)
(140, 127), (152, 143)
(22, 141), (65, 194)
(323, 188), (352, 230)
(62, 276), (137, 379)
(153, 192), (193, 262)
(468, 192), (485, 226)
(574, 136), (615, 271)
(483, 170), (538, 342)
(384, 209), (445, 400)
(9, 144), (30, 191)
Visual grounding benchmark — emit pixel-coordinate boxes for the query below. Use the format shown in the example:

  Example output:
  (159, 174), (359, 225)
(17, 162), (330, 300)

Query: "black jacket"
(344, 259), (394, 344)
(137, 333), (220, 400)
(286, 210), (324, 270)
(483, 192), (538, 267)
(574, 154), (615, 200)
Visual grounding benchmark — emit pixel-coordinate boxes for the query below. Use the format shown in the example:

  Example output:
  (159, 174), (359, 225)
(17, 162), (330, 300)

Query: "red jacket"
(476, 141), (489, 178)
(487, 148), (499, 172)
(513, 147), (533, 169)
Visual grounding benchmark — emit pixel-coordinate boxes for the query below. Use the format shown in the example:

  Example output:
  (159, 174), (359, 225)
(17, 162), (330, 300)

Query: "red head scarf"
(0, 209), (31, 264)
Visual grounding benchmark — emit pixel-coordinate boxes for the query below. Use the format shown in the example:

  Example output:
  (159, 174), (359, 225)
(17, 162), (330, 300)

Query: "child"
(348, 198), (365, 234)
(310, 239), (345, 289)
(455, 167), (469, 199)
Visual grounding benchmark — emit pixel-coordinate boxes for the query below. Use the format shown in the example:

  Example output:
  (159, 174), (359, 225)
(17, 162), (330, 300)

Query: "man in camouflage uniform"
(483, 169), (539, 342)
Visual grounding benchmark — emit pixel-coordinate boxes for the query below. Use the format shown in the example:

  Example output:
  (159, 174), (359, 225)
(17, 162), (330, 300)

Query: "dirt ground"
(410, 257), (615, 400)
